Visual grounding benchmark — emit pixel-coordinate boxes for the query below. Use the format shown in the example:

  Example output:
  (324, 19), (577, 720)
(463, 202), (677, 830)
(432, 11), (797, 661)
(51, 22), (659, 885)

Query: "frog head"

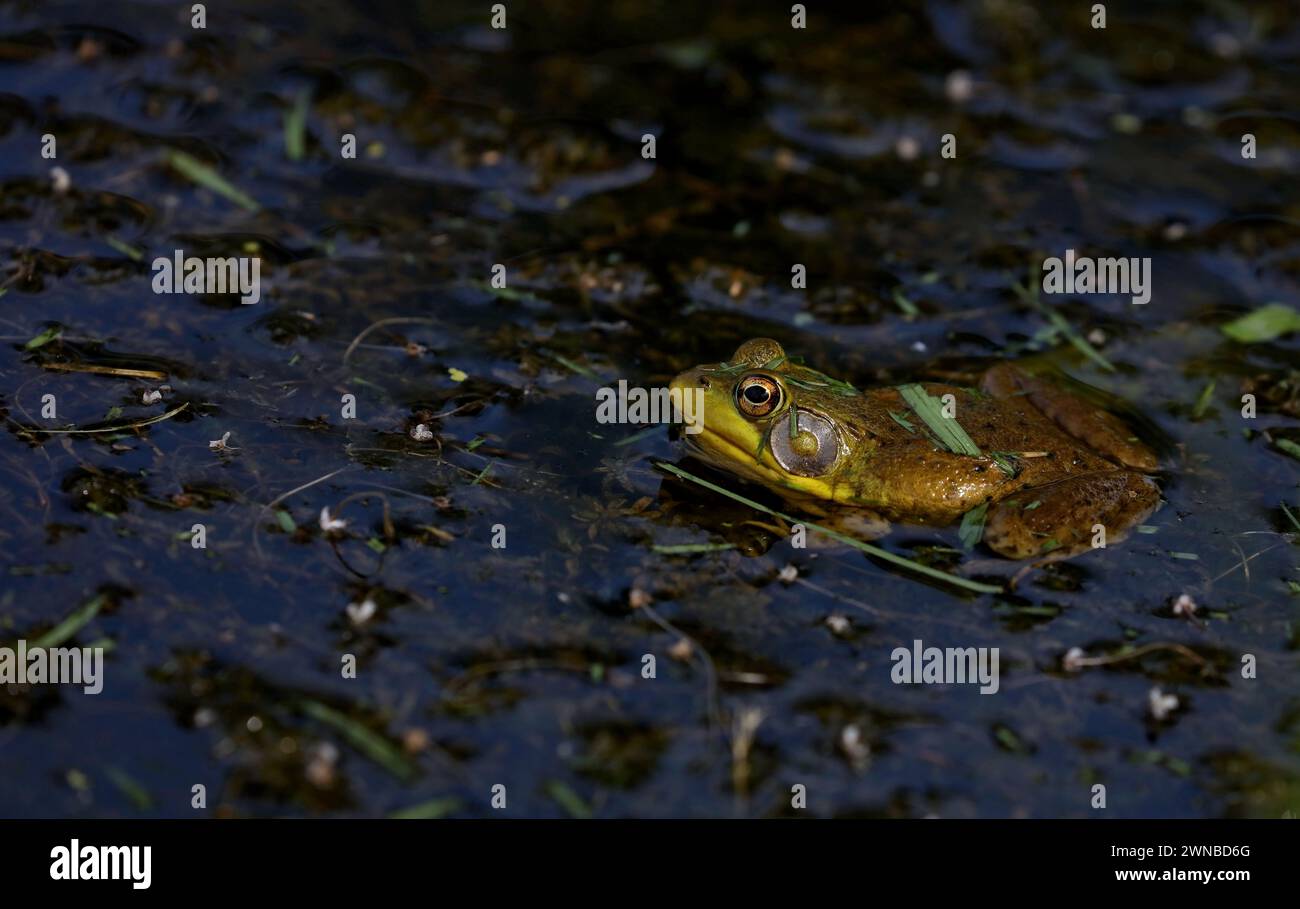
(668, 339), (865, 500)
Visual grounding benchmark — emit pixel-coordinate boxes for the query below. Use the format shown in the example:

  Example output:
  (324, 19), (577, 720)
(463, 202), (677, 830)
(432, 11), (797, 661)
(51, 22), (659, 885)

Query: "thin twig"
(342, 317), (437, 365)
(14, 401), (189, 435)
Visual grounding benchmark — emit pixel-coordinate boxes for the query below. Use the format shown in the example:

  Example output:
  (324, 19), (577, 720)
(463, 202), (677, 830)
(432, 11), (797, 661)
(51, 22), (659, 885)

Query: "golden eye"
(736, 375), (781, 418)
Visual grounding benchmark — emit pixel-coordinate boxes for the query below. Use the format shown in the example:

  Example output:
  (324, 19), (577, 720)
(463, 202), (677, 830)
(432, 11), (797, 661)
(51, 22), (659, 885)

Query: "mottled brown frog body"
(669, 338), (1160, 560)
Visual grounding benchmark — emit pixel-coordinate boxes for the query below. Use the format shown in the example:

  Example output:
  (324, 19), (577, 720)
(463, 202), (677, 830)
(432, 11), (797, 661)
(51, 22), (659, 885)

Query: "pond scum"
(0, 0), (1297, 823)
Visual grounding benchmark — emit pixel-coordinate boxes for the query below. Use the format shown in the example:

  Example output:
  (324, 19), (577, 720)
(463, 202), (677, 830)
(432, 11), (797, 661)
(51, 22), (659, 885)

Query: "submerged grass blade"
(891, 287), (920, 317)
(106, 767), (153, 811)
(284, 89), (311, 161)
(165, 149), (261, 212)
(958, 502), (989, 551)
(545, 780), (592, 818)
(655, 462), (1002, 594)
(898, 384), (981, 457)
(547, 352), (599, 378)
(1010, 274), (1116, 372)
(299, 699), (417, 781)
(105, 235), (144, 261)
(1191, 380), (1215, 420)
(388, 797), (461, 819)
(30, 594), (107, 648)
(652, 542), (735, 554)
(1041, 307), (1117, 373)
(1280, 502), (1300, 534)
(20, 401), (190, 435)
(613, 425), (663, 447)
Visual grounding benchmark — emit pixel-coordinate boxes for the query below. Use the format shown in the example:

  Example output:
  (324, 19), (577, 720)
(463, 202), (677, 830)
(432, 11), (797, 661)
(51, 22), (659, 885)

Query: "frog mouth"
(680, 425), (776, 482)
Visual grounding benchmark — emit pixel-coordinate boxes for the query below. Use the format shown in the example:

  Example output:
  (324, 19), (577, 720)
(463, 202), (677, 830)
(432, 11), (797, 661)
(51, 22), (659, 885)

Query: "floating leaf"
(1276, 438), (1300, 462)
(275, 510), (297, 533)
(447, 367), (468, 383)
(24, 325), (61, 350)
(1221, 303), (1300, 343)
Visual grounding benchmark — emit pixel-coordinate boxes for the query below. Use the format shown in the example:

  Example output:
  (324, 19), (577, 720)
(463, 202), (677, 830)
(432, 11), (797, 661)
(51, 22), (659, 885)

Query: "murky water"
(1, 0), (1297, 817)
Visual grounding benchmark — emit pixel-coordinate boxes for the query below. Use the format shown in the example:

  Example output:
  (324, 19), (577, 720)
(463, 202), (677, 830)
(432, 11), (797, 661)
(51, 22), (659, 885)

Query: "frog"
(668, 338), (1160, 560)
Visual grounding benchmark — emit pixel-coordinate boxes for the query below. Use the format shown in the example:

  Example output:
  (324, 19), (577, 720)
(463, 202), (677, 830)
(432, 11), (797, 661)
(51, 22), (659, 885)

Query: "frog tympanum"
(669, 338), (1160, 560)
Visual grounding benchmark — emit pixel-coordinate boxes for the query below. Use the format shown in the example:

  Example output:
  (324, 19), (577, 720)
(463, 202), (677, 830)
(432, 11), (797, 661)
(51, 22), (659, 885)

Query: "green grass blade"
(958, 502), (989, 550)
(655, 462), (1002, 594)
(388, 797), (461, 819)
(299, 699), (417, 781)
(1191, 380), (1215, 420)
(31, 594), (107, 648)
(166, 149), (261, 212)
(898, 384), (981, 457)
(545, 780), (592, 818)
(284, 89), (310, 162)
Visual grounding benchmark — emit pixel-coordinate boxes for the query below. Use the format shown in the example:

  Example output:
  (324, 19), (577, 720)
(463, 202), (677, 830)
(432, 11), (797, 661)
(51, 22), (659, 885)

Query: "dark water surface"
(1, 0), (1298, 817)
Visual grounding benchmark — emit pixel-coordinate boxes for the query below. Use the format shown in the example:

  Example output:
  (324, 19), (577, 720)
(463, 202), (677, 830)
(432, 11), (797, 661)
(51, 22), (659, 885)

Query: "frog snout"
(668, 369), (712, 439)
(670, 368), (709, 394)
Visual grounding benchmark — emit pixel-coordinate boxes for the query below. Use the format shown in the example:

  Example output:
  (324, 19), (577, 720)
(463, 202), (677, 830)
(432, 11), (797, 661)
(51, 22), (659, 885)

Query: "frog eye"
(736, 375), (782, 418)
